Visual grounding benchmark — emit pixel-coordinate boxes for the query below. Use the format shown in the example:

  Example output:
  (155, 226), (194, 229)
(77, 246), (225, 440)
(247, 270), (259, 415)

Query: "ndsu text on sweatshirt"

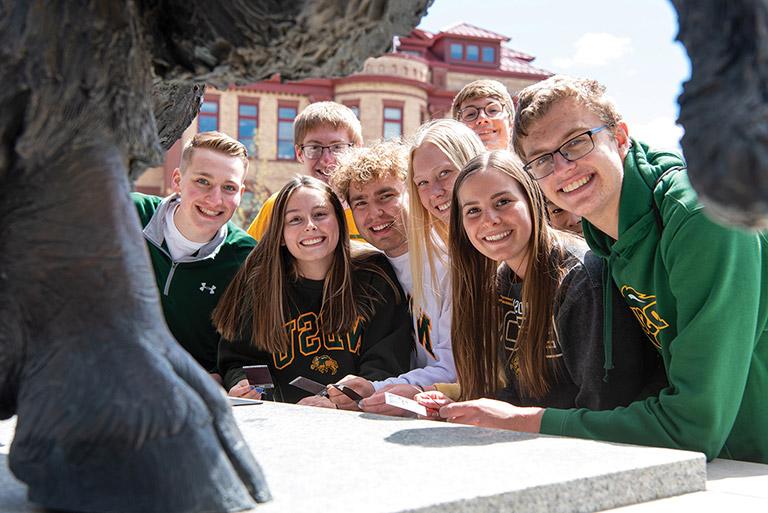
(219, 256), (413, 403)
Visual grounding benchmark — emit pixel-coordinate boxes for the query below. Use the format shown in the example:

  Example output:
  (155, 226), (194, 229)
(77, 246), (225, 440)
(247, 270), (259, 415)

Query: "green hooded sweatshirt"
(540, 140), (768, 463)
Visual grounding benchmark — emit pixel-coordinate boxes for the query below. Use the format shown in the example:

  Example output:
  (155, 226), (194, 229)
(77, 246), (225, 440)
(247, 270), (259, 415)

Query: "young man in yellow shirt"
(247, 101), (364, 240)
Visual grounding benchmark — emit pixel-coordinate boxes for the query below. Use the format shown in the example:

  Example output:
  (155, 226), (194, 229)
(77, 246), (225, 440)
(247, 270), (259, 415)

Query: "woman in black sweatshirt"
(214, 175), (412, 404)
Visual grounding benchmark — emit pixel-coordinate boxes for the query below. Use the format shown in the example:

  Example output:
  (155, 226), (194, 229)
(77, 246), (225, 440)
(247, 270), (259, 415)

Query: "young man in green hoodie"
(132, 131), (256, 383)
(425, 75), (768, 464)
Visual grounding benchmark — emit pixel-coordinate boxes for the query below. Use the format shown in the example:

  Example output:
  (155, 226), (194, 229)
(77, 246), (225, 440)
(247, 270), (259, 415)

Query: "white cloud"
(553, 33), (633, 68)
(629, 117), (684, 152)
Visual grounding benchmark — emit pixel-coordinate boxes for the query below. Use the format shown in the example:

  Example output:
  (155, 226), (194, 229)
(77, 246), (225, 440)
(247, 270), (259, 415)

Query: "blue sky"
(417, 0), (691, 151)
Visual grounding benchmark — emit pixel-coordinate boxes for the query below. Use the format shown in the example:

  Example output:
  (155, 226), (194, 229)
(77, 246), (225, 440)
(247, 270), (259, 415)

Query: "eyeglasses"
(458, 101), (506, 123)
(299, 142), (353, 160)
(523, 124), (614, 180)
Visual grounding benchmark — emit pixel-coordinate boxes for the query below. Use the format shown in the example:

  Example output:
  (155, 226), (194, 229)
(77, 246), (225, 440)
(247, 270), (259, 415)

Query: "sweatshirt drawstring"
(602, 256), (615, 382)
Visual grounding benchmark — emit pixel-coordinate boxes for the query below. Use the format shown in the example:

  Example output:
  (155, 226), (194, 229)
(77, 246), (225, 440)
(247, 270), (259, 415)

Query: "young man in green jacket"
(426, 75), (768, 464)
(132, 131), (255, 383)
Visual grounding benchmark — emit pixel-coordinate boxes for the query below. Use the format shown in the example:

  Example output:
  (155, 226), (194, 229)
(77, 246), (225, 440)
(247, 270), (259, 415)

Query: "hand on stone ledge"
(415, 390), (453, 420)
(360, 384), (424, 417)
(328, 375), (374, 410)
(438, 399), (544, 432)
(229, 379), (263, 400)
(297, 395), (337, 409)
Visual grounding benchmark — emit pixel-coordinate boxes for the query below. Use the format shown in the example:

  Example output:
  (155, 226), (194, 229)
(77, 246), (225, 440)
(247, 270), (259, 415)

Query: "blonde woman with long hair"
(407, 119), (484, 310)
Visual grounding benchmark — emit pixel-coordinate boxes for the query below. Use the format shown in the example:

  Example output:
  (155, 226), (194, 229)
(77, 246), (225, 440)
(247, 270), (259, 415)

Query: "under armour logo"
(199, 282), (216, 294)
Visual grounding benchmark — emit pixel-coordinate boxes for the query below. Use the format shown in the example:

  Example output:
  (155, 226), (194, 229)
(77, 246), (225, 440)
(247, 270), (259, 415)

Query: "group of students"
(132, 75), (768, 464)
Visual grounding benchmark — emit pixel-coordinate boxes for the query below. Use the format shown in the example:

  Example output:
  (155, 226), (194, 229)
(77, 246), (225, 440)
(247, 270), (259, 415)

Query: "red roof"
(397, 24), (551, 79)
(499, 47), (550, 76)
(435, 23), (510, 42)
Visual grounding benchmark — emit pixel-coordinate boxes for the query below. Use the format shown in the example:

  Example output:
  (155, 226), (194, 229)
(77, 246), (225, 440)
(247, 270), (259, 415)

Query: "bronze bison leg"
(673, 0), (768, 229)
(1, 144), (270, 512)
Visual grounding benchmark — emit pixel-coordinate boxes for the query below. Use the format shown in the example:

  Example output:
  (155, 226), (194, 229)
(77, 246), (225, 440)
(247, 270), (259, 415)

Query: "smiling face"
(458, 96), (512, 150)
(519, 98), (629, 238)
(349, 175), (408, 257)
(411, 142), (460, 225)
(282, 186), (340, 280)
(171, 148), (246, 243)
(546, 199), (583, 235)
(296, 126), (355, 183)
(458, 167), (532, 276)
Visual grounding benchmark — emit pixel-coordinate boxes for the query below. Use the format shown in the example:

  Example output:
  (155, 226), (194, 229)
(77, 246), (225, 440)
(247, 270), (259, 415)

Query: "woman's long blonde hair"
(406, 119), (484, 309)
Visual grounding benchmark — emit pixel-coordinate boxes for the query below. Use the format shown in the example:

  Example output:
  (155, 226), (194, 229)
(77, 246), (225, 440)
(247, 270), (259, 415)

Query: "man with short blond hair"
(328, 140), (456, 414)
(132, 131), (255, 380)
(451, 79), (514, 150)
(247, 101), (363, 240)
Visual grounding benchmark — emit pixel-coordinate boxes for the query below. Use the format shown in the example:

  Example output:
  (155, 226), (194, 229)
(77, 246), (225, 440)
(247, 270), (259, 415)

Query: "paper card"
(228, 397), (263, 406)
(384, 392), (427, 416)
(289, 376), (328, 396)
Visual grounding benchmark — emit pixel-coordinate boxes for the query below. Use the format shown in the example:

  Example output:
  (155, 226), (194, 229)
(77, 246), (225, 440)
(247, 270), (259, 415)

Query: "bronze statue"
(673, 0), (768, 229)
(0, 1), (430, 511)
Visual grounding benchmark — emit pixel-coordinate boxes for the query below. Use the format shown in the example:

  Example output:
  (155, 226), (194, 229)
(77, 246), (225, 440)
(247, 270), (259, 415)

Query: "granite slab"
(1, 402), (706, 513)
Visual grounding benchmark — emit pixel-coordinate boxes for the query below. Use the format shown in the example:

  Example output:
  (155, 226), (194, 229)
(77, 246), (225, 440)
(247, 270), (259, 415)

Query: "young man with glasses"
(433, 75), (767, 464)
(451, 79), (514, 151)
(246, 101), (364, 240)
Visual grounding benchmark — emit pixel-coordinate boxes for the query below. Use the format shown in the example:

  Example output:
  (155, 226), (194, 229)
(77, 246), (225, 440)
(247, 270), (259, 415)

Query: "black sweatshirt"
(219, 255), (413, 403)
(496, 240), (666, 410)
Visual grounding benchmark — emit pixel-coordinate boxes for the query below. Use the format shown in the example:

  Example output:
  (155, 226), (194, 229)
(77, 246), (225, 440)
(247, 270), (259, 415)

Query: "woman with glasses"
(451, 79), (514, 151)
(415, 150), (664, 423)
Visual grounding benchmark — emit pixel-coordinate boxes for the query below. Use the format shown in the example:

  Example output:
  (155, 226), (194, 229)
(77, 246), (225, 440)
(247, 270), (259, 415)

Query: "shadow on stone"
(385, 426), (537, 448)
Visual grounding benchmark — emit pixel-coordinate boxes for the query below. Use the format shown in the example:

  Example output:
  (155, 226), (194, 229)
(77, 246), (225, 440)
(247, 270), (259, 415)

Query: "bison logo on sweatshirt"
(621, 286), (669, 349)
(311, 355), (339, 375)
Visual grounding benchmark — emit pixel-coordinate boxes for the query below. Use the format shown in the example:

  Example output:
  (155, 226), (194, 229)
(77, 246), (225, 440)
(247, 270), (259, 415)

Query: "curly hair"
(330, 139), (408, 202)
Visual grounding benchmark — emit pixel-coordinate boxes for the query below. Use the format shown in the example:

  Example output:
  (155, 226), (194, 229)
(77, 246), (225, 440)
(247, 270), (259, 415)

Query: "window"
(343, 100), (360, 120)
(198, 97), (219, 132)
(383, 105), (403, 139)
(237, 100), (258, 156)
(277, 104), (297, 160)
(482, 47), (495, 63)
(450, 43), (463, 60)
(466, 45), (479, 62)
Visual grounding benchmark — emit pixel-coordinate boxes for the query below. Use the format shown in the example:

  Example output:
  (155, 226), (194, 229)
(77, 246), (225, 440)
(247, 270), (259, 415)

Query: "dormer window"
(466, 44), (479, 62)
(450, 43), (462, 60)
(446, 40), (498, 66)
(482, 47), (495, 63)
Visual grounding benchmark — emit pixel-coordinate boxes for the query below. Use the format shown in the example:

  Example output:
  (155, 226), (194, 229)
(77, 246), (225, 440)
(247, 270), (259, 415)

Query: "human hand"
(297, 395), (337, 409)
(359, 384), (423, 416)
(228, 379), (263, 400)
(327, 375), (373, 411)
(414, 390), (453, 419)
(438, 398), (544, 432)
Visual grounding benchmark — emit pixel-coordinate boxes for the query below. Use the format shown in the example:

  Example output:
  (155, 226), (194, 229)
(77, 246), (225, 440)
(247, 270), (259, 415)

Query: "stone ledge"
(1, 402), (708, 513)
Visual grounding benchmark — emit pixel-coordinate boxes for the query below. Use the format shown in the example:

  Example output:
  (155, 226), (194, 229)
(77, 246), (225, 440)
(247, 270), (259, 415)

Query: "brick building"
(135, 23), (551, 226)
